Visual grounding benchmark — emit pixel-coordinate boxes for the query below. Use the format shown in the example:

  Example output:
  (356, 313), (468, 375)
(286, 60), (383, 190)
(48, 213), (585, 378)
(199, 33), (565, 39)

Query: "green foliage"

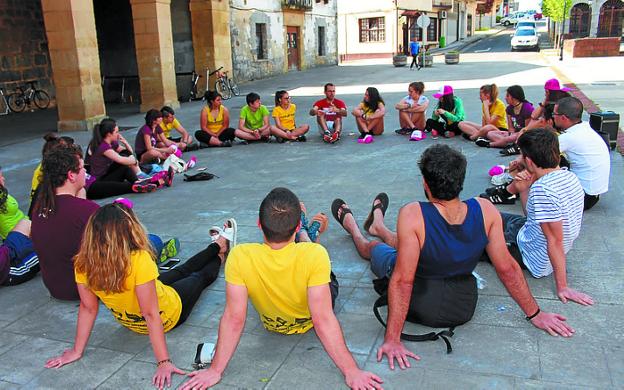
(496, 15), (502, 23)
(542, 0), (571, 22)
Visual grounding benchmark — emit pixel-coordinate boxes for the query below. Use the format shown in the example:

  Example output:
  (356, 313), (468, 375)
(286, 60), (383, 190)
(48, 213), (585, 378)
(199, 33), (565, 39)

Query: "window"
(256, 23), (267, 60)
(427, 17), (438, 41)
(318, 26), (326, 56)
(359, 17), (385, 42)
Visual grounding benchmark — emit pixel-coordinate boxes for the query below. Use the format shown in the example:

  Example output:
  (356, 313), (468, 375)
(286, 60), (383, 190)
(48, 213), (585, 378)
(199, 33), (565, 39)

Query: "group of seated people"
(0, 78), (612, 389)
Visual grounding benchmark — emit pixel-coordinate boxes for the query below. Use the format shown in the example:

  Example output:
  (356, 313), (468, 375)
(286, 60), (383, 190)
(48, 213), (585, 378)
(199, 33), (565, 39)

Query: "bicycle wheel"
(215, 79), (231, 100)
(7, 93), (26, 112)
(33, 90), (50, 109)
(228, 78), (240, 96)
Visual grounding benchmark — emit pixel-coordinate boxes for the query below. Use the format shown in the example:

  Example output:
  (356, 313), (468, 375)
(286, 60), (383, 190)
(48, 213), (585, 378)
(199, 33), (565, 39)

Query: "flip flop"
(363, 193), (389, 233)
(331, 198), (353, 228)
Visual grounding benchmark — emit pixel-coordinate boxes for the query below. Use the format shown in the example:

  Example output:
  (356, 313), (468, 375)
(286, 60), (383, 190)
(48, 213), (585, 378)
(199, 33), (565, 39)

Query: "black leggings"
(425, 118), (461, 135)
(195, 128), (236, 144)
(159, 242), (221, 326)
(410, 55), (418, 69)
(87, 163), (138, 200)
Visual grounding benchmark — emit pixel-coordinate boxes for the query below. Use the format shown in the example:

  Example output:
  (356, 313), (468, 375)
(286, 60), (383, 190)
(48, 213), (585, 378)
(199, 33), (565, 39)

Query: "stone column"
(130, 0), (179, 112)
(41, 0), (105, 131)
(589, 0), (604, 38)
(189, 0), (233, 95)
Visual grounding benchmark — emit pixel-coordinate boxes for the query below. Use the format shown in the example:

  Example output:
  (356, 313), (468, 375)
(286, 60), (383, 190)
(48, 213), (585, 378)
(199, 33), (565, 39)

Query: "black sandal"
(331, 198), (353, 228)
(183, 172), (218, 182)
(363, 193), (389, 233)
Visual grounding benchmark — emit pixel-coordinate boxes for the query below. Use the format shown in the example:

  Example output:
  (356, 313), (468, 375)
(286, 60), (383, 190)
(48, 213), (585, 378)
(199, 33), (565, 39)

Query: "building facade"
(0, 0), (338, 131)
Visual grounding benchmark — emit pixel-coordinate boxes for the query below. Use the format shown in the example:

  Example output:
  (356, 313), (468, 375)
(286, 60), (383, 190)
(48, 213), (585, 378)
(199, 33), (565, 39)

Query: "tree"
(542, 0), (570, 22)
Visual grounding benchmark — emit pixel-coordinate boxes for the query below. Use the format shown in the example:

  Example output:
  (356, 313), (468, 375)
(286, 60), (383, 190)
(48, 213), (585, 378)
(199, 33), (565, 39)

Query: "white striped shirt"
(517, 169), (584, 277)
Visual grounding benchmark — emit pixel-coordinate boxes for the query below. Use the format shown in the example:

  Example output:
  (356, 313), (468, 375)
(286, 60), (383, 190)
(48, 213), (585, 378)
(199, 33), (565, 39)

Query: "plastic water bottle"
(473, 271), (487, 289)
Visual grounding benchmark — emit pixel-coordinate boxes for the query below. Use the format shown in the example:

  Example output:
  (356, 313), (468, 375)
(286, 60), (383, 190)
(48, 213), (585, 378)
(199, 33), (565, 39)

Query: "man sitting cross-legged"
(333, 144), (575, 370)
(309, 83), (347, 144)
(496, 128), (593, 306)
(180, 188), (383, 390)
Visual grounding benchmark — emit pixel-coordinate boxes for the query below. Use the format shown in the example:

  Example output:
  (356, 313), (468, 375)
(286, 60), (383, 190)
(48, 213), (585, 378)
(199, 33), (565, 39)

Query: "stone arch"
(570, 2), (592, 38)
(598, 0), (624, 37)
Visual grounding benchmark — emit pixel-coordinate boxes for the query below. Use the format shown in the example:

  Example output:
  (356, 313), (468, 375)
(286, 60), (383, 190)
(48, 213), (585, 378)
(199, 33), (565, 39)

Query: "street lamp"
(559, 0), (568, 61)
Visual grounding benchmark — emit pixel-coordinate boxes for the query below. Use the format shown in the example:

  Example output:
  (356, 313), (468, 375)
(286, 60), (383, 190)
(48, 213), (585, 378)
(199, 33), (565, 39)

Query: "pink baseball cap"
(433, 85), (454, 99)
(544, 78), (571, 92)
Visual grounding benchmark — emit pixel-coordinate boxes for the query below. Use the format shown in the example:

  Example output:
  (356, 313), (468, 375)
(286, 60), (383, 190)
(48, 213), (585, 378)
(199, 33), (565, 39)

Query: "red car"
(534, 12), (543, 20)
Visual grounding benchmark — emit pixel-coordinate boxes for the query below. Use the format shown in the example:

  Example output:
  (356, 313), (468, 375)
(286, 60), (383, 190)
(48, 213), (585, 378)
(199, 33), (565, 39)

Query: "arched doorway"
(598, 0), (624, 37)
(570, 3), (591, 38)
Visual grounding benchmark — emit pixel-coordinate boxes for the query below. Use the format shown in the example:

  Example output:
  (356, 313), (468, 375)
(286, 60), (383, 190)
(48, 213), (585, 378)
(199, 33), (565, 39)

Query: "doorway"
(286, 26), (300, 71)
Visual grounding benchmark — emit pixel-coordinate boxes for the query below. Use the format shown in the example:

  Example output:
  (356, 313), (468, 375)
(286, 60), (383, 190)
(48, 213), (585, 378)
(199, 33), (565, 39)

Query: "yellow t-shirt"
(225, 242), (331, 335)
(482, 99), (508, 130)
(272, 104), (297, 130)
(31, 163), (43, 200)
(75, 250), (182, 334)
(359, 102), (384, 117)
(159, 118), (182, 138)
(203, 105), (225, 134)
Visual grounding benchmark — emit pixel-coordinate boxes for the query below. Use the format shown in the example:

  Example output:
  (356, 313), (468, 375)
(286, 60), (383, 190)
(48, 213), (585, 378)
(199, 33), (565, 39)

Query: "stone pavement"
(0, 49), (623, 389)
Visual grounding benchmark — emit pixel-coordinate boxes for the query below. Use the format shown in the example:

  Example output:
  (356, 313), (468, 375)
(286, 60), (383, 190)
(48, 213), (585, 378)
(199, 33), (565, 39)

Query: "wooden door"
(286, 26), (300, 71)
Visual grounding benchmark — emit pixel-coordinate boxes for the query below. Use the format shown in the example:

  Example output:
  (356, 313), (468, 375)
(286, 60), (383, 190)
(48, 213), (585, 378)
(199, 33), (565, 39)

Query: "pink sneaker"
(185, 156), (197, 171)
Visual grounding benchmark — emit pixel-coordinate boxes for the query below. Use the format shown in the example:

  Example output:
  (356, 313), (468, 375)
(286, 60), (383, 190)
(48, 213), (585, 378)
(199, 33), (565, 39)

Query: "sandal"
(183, 171), (218, 182)
(209, 218), (238, 257)
(363, 193), (389, 233)
(331, 198), (353, 228)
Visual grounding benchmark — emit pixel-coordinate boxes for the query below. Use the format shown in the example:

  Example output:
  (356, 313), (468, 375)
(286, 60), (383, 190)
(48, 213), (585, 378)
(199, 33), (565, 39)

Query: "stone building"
(0, 0), (338, 132)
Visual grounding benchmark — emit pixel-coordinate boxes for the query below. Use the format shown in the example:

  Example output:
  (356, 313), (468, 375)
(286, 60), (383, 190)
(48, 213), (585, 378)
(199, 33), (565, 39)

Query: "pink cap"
(113, 198), (134, 209)
(544, 78), (571, 92)
(433, 85), (454, 99)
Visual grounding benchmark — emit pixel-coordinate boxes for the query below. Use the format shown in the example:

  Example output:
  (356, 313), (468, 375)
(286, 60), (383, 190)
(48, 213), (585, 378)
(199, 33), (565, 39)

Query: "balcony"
(282, 0), (313, 11)
(433, 0), (453, 9)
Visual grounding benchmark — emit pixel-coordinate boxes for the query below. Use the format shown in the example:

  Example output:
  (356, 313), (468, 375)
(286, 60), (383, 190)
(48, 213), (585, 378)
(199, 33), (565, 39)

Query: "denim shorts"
(370, 243), (397, 278)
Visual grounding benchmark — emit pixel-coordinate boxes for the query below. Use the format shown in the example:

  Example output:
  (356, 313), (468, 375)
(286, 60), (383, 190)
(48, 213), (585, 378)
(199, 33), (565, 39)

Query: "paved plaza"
(0, 40), (623, 389)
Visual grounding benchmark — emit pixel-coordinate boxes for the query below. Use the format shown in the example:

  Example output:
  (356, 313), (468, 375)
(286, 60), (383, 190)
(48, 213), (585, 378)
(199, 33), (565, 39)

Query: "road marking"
(474, 48), (491, 53)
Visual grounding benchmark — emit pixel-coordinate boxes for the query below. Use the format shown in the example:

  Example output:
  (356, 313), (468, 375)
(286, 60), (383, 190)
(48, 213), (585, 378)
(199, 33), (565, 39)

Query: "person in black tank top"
(332, 144), (579, 370)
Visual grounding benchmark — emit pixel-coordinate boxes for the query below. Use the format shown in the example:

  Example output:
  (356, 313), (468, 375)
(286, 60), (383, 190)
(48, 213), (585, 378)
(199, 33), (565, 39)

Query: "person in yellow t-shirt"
(180, 188), (383, 390)
(351, 87), (386, 143)
(160, 106), (198, 151)
(196, 90), (247, 147)
(270, 90), (310, 142)
(45, 203), (234, 389)
(458, 84), (509, 147)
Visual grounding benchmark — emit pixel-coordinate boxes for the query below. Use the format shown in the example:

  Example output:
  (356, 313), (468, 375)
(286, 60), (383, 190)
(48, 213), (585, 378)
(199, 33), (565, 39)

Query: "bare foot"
(367, 198), (385, 237)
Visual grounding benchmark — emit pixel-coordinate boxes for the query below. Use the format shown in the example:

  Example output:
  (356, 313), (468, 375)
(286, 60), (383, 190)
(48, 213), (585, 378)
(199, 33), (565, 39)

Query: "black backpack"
(372, 273), (478, 353)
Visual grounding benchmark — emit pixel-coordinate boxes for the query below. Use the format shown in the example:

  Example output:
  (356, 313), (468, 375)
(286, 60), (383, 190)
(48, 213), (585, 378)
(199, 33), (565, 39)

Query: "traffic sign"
(416, 14), (431, 29)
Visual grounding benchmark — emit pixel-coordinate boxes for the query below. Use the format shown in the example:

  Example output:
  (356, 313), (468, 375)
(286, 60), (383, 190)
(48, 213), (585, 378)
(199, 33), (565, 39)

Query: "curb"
(430, 26), (508, 55)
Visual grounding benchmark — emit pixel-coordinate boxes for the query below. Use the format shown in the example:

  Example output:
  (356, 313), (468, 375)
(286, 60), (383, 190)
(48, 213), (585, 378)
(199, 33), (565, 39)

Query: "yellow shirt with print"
(159, 118), (182, 138)
(31, 163), (43, 200)
(482, 99), (508, 130)
(272, 104), (297, 130)
(75, 250), (182, 334)
(225, 242), (331, 335)
(359, 102), (384, 117)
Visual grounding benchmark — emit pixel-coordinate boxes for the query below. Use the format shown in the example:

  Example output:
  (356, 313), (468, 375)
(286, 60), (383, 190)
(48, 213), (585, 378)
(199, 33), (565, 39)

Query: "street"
(0, 41), (622, 389)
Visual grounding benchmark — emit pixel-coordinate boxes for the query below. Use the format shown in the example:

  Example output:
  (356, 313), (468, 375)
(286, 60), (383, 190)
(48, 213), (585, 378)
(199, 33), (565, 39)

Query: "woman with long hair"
(527, 79), (571, 129)
(457, 83), (508, 144)
(196, 90), (239, 147)
(271, 90), (310, 142)
(484, 85), (535, 149)
(352, 87), (385, 143)
(45, 203), (236, 388)
(87, 117), (172, 199)
(424, 85), (465, 139)
(0, 166), (39, 286)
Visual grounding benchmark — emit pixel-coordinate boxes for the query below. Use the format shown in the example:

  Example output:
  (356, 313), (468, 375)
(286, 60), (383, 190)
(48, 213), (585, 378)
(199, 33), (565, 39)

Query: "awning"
(401, 10), (420, 16)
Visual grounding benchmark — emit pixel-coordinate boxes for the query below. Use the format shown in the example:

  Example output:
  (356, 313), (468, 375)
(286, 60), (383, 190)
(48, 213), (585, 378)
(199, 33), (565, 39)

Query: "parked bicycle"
(210, 67), (239, 100)
(187, 70), (203, 102)
(0, 87), (11, 115)
(8, 81), (51, 112)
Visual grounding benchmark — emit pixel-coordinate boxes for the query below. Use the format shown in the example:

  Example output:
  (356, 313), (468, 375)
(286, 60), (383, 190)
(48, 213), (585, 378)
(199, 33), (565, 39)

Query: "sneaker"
(132, 183), (157, 193)
(261, 136), (271, 143)
(136, 171), (150, 180)
(443, 131), (456, 138)
(480, 187), (517, 204)
(431, 130), (439, 139)
(329, 131), (341, 144)
(221, 140), (232, 147)
(184, 156), (197, 171)
(475, 137), (490, 147)
(159, 238), (180, 263)
(323, 130), (332, 143)
(357, 134), (374, 144)
(199, 141), (210, 149)
(484, 184), (510, 195)
(276, 136), (286, 143)
(395, 128), (412, 135)
(461, 133), (471, 140)
(296, 135), (307, 142)
(165, 166), (175, 187)
(358, 132), (367, 139)
(500, 143), (520, 156)
(185, 142), (200, 151)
